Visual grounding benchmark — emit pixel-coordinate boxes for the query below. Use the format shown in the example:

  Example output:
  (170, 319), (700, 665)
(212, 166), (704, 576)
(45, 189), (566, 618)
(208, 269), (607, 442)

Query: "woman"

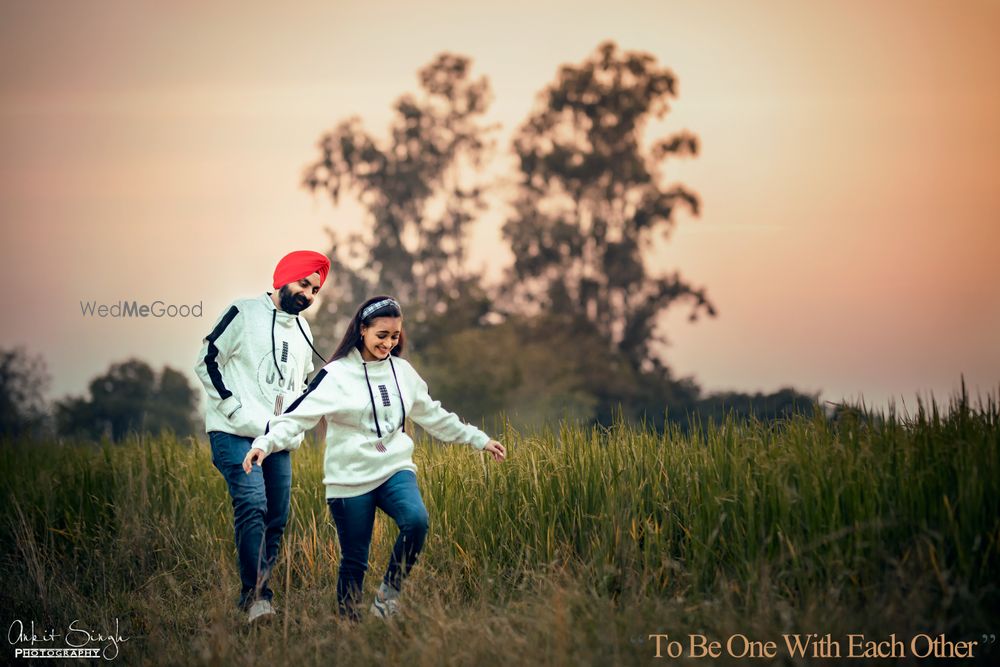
(242, 296), (507, 621)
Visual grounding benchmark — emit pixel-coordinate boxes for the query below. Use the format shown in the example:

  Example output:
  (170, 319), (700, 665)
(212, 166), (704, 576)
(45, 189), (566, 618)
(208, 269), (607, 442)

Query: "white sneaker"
(369, 583), (401, 619)
(247, 599), (276, 623)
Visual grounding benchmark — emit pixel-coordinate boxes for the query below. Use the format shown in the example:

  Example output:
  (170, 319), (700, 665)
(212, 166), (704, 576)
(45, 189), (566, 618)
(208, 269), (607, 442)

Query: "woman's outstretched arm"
(243, 369), (335, 472)
(406, 365), (506, 461)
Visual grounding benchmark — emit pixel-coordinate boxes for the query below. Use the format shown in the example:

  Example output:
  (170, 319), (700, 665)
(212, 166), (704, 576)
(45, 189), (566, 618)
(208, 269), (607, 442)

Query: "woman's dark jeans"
(327, 469), (429, 620)
(210, 431), (292, 611)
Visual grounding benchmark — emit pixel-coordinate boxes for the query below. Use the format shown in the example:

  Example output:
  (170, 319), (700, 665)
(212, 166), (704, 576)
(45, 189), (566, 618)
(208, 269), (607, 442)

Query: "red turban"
(272, 250), (331, 289)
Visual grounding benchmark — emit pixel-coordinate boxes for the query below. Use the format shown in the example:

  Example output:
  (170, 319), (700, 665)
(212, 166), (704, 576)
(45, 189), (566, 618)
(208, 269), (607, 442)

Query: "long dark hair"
(330, 295), (405, 361)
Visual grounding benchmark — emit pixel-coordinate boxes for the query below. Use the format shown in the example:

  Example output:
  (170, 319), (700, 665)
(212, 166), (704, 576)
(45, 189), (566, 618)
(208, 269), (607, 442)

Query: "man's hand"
(242, 447), (266, 473)
(483, 440), (507, 462)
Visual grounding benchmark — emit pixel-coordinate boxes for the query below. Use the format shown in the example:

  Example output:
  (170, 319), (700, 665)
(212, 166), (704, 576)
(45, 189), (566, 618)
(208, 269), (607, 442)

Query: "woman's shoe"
(369, 582), (401, 618)
(247, 599), (276, 623)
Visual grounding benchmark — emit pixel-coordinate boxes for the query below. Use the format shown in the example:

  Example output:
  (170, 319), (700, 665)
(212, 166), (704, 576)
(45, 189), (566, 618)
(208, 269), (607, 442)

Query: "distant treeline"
(1, 350), (197, 441)
(1, 346), (818, 442)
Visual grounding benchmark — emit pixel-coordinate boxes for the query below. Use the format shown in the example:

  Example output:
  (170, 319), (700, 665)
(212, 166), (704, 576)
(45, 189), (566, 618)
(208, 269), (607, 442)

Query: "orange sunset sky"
(1, 0), (998, 413)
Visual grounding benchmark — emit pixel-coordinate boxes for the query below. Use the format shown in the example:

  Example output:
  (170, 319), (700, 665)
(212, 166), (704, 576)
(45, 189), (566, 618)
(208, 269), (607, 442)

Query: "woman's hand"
(483, 440), (507, 462)
(242, 447), (266, 474)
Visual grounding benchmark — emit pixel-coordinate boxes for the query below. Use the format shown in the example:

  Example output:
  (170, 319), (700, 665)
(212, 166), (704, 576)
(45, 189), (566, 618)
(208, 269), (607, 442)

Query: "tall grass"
(1, 388), (997, 665)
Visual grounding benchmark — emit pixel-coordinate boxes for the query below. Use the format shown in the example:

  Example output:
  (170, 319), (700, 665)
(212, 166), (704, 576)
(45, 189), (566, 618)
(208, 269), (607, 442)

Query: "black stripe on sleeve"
(266, 369), (329, 435)
(285, 368), (326, 415)
(284, 369), (328, 415)
(203, 305), (240, 399)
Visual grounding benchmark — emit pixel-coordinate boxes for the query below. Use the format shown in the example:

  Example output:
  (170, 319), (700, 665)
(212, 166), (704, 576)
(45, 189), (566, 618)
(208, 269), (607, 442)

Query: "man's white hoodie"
(194, 293), (320, 441)
(252, 347), (491, 498)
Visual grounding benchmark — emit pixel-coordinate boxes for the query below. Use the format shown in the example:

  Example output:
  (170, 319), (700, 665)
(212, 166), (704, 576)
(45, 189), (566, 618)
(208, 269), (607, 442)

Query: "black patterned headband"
(361, 298), (401, 320)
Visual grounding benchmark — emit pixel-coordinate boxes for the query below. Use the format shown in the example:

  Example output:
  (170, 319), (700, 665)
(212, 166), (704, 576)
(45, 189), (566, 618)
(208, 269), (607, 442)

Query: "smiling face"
(360, 316), (402, 361)
(277, 272), (322, 314)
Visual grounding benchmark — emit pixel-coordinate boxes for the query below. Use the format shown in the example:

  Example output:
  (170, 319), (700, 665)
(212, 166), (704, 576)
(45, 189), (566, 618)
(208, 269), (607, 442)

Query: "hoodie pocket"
(227, 405), (262, 436)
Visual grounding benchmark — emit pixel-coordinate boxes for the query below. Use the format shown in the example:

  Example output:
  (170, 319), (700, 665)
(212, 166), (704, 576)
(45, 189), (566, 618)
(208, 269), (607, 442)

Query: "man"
(195, 250), (330, 622)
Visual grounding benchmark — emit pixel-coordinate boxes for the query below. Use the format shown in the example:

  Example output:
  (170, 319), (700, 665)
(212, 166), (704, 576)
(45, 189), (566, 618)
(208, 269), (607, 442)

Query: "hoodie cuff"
(252, 435), (273, 456)
(219, 396), (242, 419)
(471, 431), (491, 451)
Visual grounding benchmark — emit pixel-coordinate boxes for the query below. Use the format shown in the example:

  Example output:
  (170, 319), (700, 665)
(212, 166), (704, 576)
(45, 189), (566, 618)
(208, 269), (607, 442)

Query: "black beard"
(278, 285), (310, 314)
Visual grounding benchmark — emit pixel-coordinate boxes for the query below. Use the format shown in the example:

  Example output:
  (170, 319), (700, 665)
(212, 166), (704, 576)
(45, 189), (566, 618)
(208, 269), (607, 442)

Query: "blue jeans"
(210, 431), (292, 611)
(327, 469), (429, 620)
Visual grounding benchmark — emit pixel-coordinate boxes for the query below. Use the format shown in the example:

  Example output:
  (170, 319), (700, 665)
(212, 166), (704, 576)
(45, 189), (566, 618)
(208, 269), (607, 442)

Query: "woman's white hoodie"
(252, 347), (490, 498)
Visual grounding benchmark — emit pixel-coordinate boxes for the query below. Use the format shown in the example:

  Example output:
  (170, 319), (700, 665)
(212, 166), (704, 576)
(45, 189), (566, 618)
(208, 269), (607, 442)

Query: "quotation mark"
(981, 634), (996, 651)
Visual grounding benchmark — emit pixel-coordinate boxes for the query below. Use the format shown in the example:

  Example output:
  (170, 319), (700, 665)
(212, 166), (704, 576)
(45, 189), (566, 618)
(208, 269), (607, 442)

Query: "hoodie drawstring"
(389, 357), (406, 433)
(271, 305), (327, 385)
(362, 362), (382, 438)
(362, 355), (407, 439)
(270, 309), (284, 383)
(296, 318), (327, 363)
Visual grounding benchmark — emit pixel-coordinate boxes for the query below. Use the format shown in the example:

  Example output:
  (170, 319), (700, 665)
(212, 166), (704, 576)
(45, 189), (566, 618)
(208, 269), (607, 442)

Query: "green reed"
(0, 386), (996, 665)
